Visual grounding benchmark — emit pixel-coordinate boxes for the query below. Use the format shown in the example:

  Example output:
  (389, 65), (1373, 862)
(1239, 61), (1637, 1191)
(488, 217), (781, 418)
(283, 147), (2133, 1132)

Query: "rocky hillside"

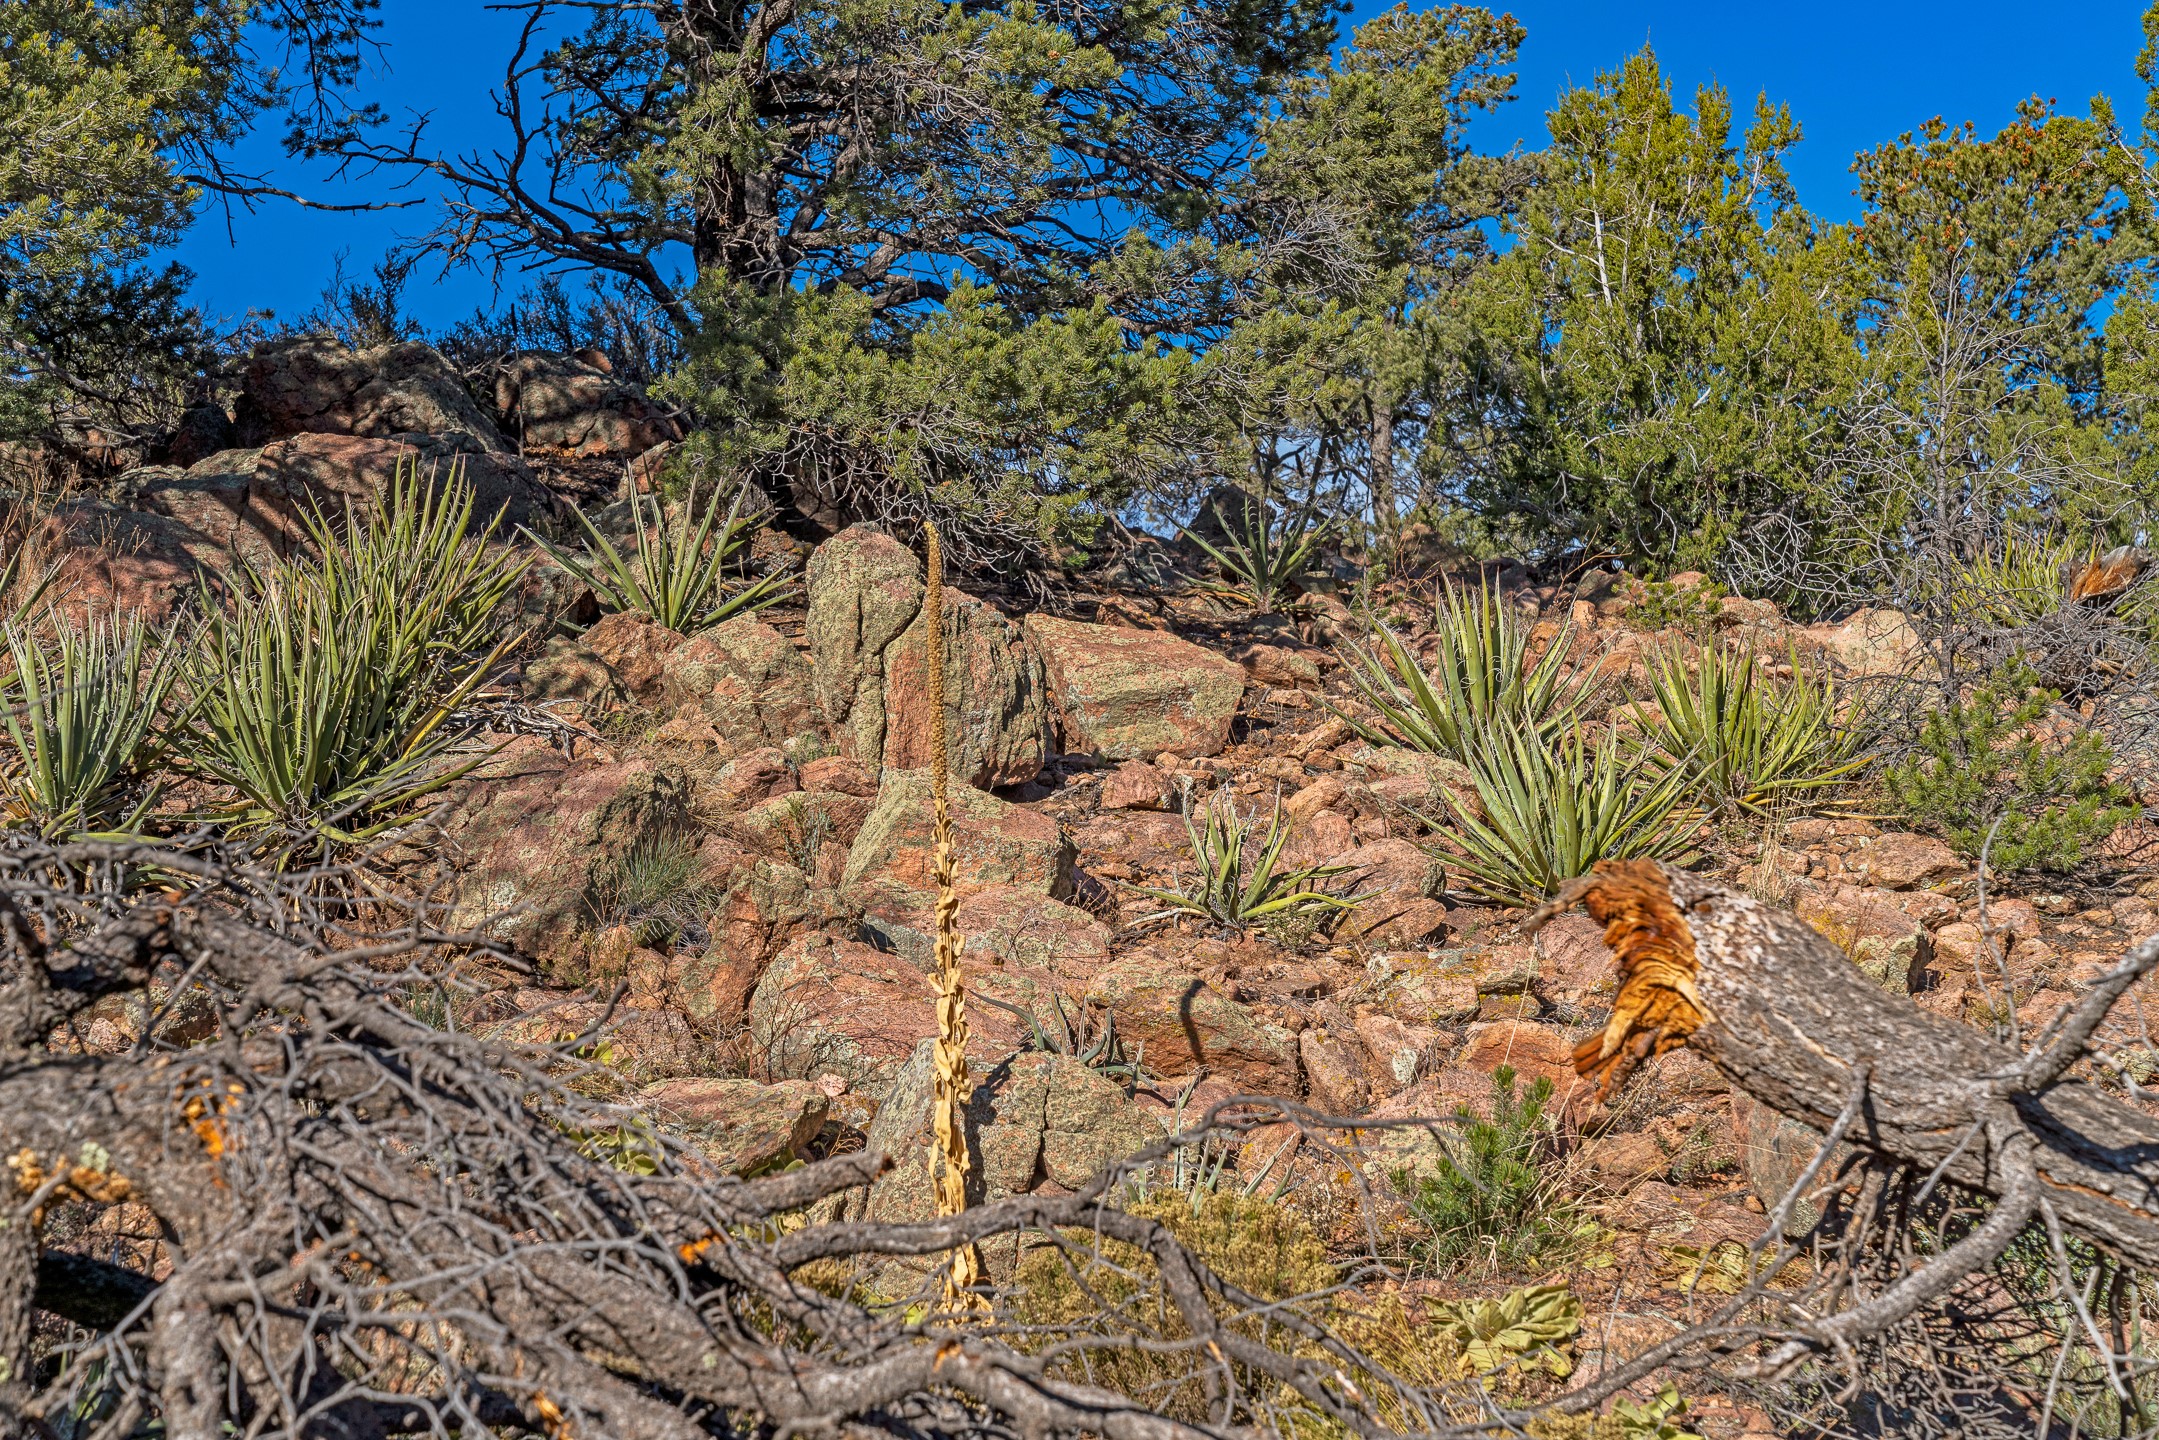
(31, 335), (2159, 1439)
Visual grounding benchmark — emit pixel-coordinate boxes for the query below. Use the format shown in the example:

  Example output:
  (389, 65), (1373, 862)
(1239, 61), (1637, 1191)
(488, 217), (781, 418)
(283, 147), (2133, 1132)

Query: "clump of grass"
(526, 479), (790, 633)
(587, 830), (717, 948)
(1432, 721), (1693, 907)
(1128, 793), (1360, 931)
(0, 613), (181, 838)
(1633, 640), (1866, 817)
(1338, 576), (1585, 762)
(1398, 1064), (1573, 1272)
(1179, 492), (1324, 615)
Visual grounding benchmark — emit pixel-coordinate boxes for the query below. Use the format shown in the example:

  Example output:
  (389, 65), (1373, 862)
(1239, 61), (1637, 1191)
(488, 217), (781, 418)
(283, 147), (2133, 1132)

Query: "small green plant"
(1623, 576), (1726, 632)
(1128, 792), (1360, 930)
(1426, 1283), (1583, 1378)
(0, 613), (181, 837)
(526, 480), (790, 633)
(1337, 576), (1584, 762)
(1399, 1065), (1571, 1271)
(1433, 721), (1694, 906)
(1179, 492), (1323, 614)
(973, 992), (1147, 1083)
(1883, 665), (2138, 874)
(1606, 1384), (1705, 1440)
(1634, 640), (1867, 816)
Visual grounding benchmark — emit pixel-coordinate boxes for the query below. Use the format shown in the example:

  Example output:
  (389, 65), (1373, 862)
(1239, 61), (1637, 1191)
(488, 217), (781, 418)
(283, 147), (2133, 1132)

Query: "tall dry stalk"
(924, 522), (986, 1304)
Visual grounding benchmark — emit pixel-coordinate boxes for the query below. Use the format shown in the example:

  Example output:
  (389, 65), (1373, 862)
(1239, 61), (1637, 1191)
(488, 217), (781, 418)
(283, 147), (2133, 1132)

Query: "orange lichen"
(8, 1144), (135, 1226)
(1540, 860), (1707, 1100)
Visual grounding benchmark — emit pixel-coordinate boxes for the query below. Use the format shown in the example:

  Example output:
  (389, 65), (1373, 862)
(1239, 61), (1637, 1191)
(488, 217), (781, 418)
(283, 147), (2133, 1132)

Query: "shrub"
(0, 613), (181, 837)
(1179, 494), (1323, 614)
(1128, 793), (1360, 931)
(526, 480), (790, 633)
(1398, 1065), (1572, 1271)
(1622, 577), (1725, 632)
(1955, 529), (2082, 627)
(1883, 666), (2138, 874)
(1338, 576), (1584, 762)
(1432, 721), (1693, 906)
(1633, 640), (1866, 816)
(1011, 1191), (1337, 1422)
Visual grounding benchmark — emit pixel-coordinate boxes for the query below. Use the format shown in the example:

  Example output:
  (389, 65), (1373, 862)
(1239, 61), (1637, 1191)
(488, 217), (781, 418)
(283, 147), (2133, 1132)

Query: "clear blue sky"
(171, 0), (2156, 332)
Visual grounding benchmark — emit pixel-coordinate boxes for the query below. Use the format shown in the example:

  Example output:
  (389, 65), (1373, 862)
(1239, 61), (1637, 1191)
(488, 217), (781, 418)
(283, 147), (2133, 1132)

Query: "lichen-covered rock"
(842, 769), (1076, 900)
(235, 335), (508, 450)
(729, 790), (872, 884)
(1023, 614), (1245, 761)
(807, 524), (924, 756)
(855, 884), (1110, 978)
(854, 1041), (1164, 1278)
(1795, 606), (1919, 678)
(489, 350), (679, 456)
(1081, 953), (1297, 1093)
(438, 739), (696, 975)
(641, 1077), (828, 1177)
(1795, 886), (1930, 992)
(248, 433), (553, 533)
(660, 616), (823, 753)
(1850, 831), (1966, 891)
(805, 523), (1047, 788)
(745, 933), (935, 1090)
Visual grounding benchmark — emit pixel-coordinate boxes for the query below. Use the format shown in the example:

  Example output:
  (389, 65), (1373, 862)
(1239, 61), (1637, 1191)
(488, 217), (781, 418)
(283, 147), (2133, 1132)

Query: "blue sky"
(171, 0), (2155, 331)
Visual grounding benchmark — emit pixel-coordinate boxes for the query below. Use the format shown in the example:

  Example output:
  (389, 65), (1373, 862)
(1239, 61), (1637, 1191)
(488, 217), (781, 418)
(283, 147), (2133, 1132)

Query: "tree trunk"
(1536, 861), (2159, 1269)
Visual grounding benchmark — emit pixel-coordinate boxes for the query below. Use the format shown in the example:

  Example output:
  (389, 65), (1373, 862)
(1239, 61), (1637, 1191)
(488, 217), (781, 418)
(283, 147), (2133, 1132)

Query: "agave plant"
(1337, 576), (1585, 762)
(1128, 793), (1360, 930)
(1179, 493), (1323, 615)
(526, 479), (790, 633)
(1632, 640), (1866, 816)
(0, 614), (182, 837)
(1432, 720), (1693, 906)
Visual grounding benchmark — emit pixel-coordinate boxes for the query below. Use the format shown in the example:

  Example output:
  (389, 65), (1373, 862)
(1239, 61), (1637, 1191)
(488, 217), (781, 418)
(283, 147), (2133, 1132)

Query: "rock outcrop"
(805, 524), (1049, 788)
(1023, 614), (1245, 760)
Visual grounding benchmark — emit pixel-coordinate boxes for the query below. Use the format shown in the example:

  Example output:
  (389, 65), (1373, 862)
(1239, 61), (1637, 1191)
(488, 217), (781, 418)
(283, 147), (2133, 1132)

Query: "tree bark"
(1534, 861), (2159, 1268)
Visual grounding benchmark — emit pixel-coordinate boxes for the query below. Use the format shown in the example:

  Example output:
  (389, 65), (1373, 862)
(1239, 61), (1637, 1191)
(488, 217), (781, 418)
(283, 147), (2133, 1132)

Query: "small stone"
(1098, 759), (1176, 812)
(1855, 832), (1965, 890)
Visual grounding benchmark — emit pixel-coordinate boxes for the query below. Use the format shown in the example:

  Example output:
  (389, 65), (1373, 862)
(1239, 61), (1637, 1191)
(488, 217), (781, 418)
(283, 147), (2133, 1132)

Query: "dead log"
(1531, 861), (2159, 1365)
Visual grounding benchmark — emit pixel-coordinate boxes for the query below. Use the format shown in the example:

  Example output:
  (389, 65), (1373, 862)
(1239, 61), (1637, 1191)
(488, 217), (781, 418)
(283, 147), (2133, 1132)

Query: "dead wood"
(1532, 859), (2159, 1374)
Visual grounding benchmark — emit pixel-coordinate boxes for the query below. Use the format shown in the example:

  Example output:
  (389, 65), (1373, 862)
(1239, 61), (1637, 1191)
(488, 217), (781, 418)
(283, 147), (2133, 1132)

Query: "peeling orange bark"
(1533, 860), (1707, 1099)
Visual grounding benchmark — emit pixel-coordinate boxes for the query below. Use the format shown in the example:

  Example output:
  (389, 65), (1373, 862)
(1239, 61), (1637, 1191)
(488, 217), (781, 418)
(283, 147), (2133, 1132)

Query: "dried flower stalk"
(924, 521), (986, 1304)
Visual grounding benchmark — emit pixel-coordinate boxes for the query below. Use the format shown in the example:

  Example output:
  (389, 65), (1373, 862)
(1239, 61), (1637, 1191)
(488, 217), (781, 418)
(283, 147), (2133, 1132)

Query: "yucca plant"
(174, 472), (516, 854)
(1337, 576), (1585, 762)
(1957, 530), (2083, 627)
(0, 614), (182, 837)
(176, 575), (499, 851)
(1633, 640), (1867, 817)
(307, 459), (528, 666)
(1179, 493), (1323, 615)
(1128, 793), (1360, 930)
(1432, 720), (1693, 906)
(525, 480), (790, 633)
